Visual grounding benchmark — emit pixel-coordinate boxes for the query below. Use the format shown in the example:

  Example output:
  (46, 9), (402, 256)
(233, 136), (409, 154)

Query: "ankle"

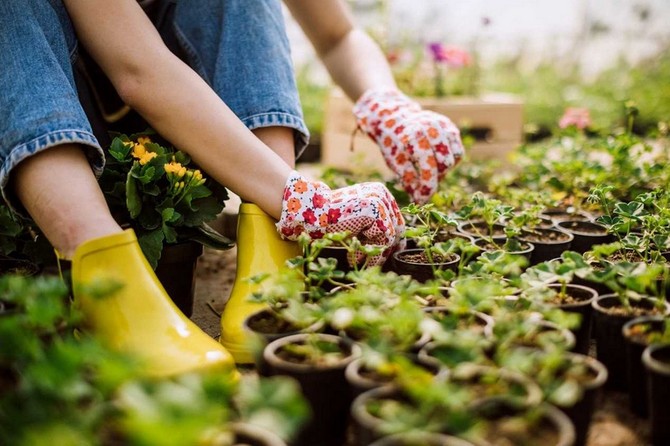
(56, 222), (125, 259)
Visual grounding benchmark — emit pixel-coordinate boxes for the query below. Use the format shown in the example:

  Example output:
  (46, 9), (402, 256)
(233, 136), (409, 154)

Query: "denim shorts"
(0, 0), (309, 212)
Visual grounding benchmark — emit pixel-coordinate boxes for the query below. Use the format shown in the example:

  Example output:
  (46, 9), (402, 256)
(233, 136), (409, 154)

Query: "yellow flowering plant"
(100, 132), (233, 268)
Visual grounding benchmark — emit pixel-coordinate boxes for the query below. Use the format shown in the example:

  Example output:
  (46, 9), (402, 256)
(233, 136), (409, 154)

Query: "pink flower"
(427, 43), (471, 68)
(559, 108), (591, 130)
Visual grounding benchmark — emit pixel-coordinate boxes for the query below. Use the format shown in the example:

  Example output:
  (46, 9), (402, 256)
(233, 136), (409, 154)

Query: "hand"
(353, 88), (465, 204)
(276, 171), (405, 266)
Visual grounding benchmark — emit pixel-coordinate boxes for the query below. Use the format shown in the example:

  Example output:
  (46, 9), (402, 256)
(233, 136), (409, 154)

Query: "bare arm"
(63, 0), (291, 218)
(283, 0), (397, 102)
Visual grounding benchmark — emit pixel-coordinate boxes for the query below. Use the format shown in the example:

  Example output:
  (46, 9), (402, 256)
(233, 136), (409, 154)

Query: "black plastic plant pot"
(642, 343), (670, 446)
(405, 230), (474, 250)
(369, 432), (476, 446)
(154, 240), (203, 317)
(519, 228), (574, 265)
(391, 249), (460, 283)
(263, 333), (360, 446)
(622, 315), (666, 417)
(0, 257), (40, 277)
(556, 352), (608, 446)
(244, 308), (324, 376)
(230, 422), (288, 446)
(345, 354), (446, 399)
(350, 386), (410, 446)
(449, 363), (544, 414)
(542, 208), (593, 224)
(471, 402), (576, 446)
(546, 283), (598, 355)
(556, 220), (613, 254)
(592, 295), (670, 391)
(506, 319), (577, 353)
(457, 221), (506, 239)
(473, 237), (535, 262)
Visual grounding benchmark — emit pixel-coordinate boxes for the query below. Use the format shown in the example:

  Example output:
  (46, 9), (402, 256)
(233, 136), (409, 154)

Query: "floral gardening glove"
(276, 171), (405, 266)
(353, 88), (465, 204)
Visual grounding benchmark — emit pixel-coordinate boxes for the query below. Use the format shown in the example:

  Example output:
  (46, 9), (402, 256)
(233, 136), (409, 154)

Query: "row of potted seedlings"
(241, 182), (670, 446)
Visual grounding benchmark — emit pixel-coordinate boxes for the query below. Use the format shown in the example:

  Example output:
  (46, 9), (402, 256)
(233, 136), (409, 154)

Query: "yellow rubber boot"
(220, 203), (300, 364)
(71, 229), (237, 379)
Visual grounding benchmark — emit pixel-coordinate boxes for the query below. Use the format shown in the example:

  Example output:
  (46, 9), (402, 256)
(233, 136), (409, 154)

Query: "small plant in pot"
(521, 251), (599, 354)
(262, 332), (360, 446)
(455, 192), (512, 239)
(589, 260), (670, 390)
(401, 203), (466, 249)
(497, 346), (608, 446)
(392, 238), (461, 283)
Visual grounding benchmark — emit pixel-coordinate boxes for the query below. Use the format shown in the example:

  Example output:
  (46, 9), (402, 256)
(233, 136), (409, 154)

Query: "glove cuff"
(276, 170), (331, 240)
(352, 88), (421, 131)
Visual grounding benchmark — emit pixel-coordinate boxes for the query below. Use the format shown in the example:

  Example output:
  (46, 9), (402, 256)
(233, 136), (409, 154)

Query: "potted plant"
(589, 261), (670, 390)
(262, 333), (360, 446)
(498, 347), (608, 446)
(99, 133), (234, 315)
(621, 316), (669, 416)
(521, 252), (599, 354)
(642, 343), (670, 446)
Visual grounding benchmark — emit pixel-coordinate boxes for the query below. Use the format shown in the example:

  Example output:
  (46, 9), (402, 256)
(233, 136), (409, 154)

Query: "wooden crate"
(321, 88), (524, 176)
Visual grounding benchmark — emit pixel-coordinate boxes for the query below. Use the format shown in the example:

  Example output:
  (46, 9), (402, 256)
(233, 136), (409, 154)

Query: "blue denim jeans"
(0, 0), (308, 212)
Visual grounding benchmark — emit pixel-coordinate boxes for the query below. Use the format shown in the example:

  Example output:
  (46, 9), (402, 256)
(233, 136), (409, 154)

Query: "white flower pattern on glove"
(276, 171), (405, 266)
(353, 88), (465, 204)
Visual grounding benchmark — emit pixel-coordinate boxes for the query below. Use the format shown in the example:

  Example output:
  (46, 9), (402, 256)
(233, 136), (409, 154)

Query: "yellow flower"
(131, 143), (147, 159)
(164, 161), (186, 177)
(137, 136), (152, 145)
(139, 151), (157, 165)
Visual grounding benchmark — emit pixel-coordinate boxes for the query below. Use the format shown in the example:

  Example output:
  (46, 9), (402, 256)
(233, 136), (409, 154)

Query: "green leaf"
(182, 197), (223, 226)
(137, 229), (165, 269)
(109, 137), (132, 161)
(126, 175), (142, 219)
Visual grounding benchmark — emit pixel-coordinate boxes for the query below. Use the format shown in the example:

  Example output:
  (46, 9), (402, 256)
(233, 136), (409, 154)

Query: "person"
(0, 0), (464, 375)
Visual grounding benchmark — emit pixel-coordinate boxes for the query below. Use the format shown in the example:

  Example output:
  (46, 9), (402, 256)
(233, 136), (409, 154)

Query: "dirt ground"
(191, 246), (652, 446)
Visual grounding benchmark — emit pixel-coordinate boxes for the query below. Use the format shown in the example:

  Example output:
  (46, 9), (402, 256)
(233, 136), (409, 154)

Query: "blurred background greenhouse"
(289, 0), (670, 142)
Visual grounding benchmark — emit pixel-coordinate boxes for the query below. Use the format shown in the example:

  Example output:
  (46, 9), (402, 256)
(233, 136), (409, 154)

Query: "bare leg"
(251, 127), (296, 168)
(11, 144), (123, 258)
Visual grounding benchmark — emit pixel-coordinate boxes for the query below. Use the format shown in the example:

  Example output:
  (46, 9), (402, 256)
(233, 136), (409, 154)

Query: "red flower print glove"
(353, 88), (465, 204)
(276, 171), (405, 266)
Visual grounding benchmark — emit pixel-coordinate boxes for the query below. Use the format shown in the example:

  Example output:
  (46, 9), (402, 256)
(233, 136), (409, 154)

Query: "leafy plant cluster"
(100, 133), (232, 268)
(0, 274), (308, 446)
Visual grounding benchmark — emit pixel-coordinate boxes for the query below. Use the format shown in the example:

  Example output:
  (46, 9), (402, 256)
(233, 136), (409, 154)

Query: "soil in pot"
(543, 284), (598, 355)
(592, 294), (670, 391)
(622, 315), (667, 417)
(473, 237), (534, 261)
(263, 333), (359, 446)
(0, 258), (40, 277)
(458, 221), (506, 239)
(542, 208), (593, 224)
(345, 354), (446, 398)
(449, 363), (543, 413)
(556, 220), (614, 254)
(244, 308), (323, 375)
(519, 228), (574, 265)
(642, 343), (670, 446)
(392, 249), (460, 282)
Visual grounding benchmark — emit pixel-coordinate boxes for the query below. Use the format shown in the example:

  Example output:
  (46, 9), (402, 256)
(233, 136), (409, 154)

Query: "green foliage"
(100, 133), (233, 268)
